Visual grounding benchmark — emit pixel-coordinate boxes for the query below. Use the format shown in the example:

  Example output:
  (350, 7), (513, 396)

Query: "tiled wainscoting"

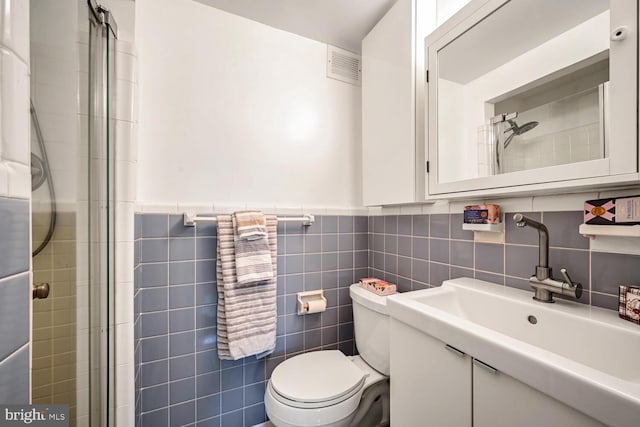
(0, 197), (30, 403)
(368, 211), (640, 310)
(134, 210), (640, 426)
(134, 214), (369, 426)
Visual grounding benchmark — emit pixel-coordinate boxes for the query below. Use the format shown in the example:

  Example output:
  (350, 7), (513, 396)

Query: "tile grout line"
(192, 224), (198, 425)
(166, 215), (170, 422)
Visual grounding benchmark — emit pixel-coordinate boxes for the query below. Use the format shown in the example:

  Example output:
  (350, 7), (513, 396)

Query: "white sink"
(387, 278), (640, 427)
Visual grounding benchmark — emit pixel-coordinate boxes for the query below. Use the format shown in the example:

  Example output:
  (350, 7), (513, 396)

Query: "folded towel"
(233, 211), (274, 285)
(217, 214), (278, 360)
(359, 278), (397, 296)
(234, 210), (268, 240)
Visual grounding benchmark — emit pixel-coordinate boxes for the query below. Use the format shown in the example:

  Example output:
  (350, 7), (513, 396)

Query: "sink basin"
(387, 277), (640, 427)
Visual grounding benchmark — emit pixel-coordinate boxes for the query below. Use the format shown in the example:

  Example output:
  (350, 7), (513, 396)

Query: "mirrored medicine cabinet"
(426, 0), (639, 198)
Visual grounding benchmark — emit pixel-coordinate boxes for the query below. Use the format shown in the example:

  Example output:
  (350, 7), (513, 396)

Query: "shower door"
(88, 1), (117, 424)
(30, 1), (117, 425)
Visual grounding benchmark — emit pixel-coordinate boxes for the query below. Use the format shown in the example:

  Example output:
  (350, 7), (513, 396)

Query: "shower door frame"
(87, 1), (118, 425)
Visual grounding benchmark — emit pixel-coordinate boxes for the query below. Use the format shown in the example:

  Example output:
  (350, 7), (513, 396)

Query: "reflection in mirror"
(498, 85), (604, 174)
(436, 0), (610, 184)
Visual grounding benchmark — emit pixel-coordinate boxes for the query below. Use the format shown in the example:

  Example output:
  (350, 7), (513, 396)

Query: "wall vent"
(327, 45), (361, 86)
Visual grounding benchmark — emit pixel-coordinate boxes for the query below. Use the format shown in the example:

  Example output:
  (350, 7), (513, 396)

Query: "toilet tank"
(349, 284), (390, 375)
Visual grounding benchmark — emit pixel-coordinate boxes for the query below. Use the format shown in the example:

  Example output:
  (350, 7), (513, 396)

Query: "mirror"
(434, 0), (610, 185)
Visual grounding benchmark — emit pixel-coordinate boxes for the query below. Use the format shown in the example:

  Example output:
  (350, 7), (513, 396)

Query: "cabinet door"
(362, 0), (415, 206)
(473, 360), (606, 427)
(426, 0), (638, 198)
(390, 319), (472, 427)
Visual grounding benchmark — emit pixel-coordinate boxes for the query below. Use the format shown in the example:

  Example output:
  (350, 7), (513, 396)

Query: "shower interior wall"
(30, 2), (86, 423)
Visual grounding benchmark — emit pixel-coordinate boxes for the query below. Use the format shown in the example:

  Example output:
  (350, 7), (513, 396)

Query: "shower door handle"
(33, 283), (50, 300)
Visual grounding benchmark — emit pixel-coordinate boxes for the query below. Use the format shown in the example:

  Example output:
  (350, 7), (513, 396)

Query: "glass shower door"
(30, 1), (116, 425)
(87, 2), (116, 424)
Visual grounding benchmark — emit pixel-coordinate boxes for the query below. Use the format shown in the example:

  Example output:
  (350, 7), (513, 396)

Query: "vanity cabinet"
(472, 357), (605, 427)
(425, 0), (639, 199)
(390, 318), (472, 426)
(361, 0), (435, 206)
(390, 319), (605, 427)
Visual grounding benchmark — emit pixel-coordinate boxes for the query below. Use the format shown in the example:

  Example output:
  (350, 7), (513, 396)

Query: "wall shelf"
(579, 224), (640, 239)
(462, 223), (504, 233)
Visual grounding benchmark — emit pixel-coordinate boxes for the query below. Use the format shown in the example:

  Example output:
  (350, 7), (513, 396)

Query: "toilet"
(264, 283), (391, 427)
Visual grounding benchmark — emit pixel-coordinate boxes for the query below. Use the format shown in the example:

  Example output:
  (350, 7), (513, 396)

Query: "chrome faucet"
(513, 214), (582, 303)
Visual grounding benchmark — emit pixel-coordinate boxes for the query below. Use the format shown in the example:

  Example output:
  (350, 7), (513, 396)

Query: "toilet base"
(351, 379), (390, 427)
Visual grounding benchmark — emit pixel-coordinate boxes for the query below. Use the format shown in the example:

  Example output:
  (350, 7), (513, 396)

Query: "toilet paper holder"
(297, 290), (327, 315)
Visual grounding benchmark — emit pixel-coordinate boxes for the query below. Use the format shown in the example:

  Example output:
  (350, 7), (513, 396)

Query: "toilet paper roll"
(306, 299), (327, 314)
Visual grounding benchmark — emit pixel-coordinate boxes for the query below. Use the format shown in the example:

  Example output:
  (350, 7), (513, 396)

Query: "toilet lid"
(270, 351), (366, 404)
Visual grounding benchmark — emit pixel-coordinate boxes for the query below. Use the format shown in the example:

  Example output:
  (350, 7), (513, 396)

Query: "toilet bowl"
(264, 284), (391, 427)
(264, 351), (387, 427)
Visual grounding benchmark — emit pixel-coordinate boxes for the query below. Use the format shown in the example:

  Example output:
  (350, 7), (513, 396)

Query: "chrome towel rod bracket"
(183, 212), (315, 227)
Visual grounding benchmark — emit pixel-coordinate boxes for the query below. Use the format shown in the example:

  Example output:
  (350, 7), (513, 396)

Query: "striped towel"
(232, 211), (274, 285)
(234, 210), (268, 240)
(216, 214), (278, 360)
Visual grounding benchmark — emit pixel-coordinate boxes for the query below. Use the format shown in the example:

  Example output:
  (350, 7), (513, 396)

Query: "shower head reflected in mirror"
(504, 119), (539, 149)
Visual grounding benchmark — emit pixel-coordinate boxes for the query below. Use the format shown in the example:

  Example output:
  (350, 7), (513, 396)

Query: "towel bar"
(183, 212), (315, 227)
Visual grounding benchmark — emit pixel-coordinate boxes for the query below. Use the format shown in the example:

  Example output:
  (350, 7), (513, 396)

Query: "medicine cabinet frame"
(425, 0), (639, 199)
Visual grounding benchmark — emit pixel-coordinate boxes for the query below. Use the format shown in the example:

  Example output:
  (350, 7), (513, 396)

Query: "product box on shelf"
(463, 204), (501, 224)
(584, 196), (640, 225)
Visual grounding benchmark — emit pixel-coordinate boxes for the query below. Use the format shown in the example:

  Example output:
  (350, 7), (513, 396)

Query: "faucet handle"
(560, 268), (583, 299)
(560, 268), (574, 285)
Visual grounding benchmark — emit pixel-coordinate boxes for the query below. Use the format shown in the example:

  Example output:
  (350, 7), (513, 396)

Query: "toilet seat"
(269, 350), (367, 409)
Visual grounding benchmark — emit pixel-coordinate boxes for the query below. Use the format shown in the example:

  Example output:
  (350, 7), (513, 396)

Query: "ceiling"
(193, 0), (398, 53)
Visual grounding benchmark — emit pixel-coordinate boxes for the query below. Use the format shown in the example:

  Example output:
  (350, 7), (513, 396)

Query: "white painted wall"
(135, 0), (362, 210)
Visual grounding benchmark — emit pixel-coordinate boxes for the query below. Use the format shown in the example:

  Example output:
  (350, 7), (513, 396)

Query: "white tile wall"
(0, 162), (9, 194)
(114, 44), (137, 427)
(114, 120), (136, 162)
(7, 162), (30, 198)
(115, 52), (136, 84)
(0, 44), (30, 199)
(115, 404), (134, 427)
(115, 40), (135, 56)
(0, 0), (30, 64)
(116, 162), (137, 203)
(77, 71), (88, 116)
(114, 78), (136, 123)
(0, 48), (29, 163)
(115, 280), (134, 326)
